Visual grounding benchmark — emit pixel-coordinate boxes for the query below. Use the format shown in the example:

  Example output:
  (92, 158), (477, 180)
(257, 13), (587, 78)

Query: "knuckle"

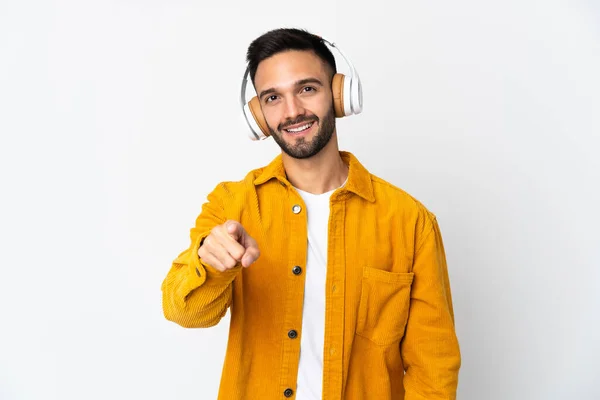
(233, 248), (245, 260)
(211, 259), (223, 271)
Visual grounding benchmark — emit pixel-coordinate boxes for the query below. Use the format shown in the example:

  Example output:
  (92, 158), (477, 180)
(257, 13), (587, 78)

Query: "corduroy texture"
(161, 151), (461, 400)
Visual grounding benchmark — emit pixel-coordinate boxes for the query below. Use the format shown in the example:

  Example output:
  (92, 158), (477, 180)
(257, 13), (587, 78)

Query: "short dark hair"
(246, 28), (337, 85)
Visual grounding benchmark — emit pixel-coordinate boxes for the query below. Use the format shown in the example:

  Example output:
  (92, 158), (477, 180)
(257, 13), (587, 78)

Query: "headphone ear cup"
(332, 73), (346, 118)
(248, 96), (271, 138)
(351, 71), (363, 115)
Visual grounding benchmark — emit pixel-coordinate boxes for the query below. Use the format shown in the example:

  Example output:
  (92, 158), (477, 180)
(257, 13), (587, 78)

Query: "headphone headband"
(321, 39), (356, 85)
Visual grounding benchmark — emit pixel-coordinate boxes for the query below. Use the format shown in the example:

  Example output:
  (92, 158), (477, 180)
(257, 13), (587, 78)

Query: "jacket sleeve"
(401, 213), (461, 400)
(161, 182), (243, 328)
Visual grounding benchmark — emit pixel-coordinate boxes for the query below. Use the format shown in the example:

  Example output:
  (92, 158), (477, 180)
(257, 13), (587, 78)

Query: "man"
(161, 28), (461, 400)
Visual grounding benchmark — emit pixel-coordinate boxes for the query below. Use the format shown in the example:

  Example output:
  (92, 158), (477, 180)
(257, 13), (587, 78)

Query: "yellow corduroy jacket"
(161, 151), (461, 400)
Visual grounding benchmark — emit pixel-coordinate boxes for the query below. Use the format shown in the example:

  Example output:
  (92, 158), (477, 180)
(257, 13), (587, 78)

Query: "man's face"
(253, 50), (336, 159)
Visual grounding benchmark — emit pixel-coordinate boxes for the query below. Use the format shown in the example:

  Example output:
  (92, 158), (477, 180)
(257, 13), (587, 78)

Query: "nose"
(282, 95), (305, 122)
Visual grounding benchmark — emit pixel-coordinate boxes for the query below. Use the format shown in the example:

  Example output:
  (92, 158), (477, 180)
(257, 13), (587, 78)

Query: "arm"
(401, 214), (461, 400)
(161, 183), (242, 328)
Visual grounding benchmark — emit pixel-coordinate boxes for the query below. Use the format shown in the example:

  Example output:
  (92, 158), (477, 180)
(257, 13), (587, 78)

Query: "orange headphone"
(240, 38), (363, 141)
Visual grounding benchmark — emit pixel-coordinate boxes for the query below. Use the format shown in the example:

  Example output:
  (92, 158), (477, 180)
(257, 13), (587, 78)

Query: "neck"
(281, 130), (349, 194)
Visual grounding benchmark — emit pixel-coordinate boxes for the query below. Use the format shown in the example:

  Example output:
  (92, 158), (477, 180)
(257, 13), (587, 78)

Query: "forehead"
(254, 50), (330, 91)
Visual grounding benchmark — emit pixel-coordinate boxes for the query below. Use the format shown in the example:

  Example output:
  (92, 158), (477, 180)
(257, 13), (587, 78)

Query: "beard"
(268, 106), (336, 160)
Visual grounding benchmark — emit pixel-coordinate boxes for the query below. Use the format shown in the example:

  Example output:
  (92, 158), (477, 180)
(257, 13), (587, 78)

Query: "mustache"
(279, 115), (319, 131)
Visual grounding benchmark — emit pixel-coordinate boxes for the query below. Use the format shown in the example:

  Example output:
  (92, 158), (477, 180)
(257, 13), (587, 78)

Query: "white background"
(1, 1), (599, 399)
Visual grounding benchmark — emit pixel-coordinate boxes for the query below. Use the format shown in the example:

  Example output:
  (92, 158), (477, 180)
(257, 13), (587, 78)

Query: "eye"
(302, 86), (316, 93)
(265, 95), (279, 103)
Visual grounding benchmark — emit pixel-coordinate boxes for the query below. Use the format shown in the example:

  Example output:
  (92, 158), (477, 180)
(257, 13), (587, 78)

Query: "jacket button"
(284, 388), (294, 397)
(292, 204), (302, 214)
(288, 329), (298, 339)
(292, 266), (302, 275)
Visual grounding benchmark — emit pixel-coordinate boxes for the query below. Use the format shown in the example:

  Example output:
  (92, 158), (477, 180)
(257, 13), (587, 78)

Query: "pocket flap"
(363, 267), (414, 285)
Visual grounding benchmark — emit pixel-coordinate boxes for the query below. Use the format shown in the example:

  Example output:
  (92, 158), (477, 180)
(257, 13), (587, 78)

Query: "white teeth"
(285, 122), (313, 133)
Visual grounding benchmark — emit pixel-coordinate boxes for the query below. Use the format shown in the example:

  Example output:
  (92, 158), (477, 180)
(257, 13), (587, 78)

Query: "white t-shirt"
(294, 178), (347, 400)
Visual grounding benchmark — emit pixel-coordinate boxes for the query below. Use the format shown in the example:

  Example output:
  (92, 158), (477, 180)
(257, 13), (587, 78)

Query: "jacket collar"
(253, 151), (375, 203)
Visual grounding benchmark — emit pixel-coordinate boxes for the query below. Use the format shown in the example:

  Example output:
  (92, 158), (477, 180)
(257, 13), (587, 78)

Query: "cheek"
(262, 108), (280, 129)
(309, 93), (333, 116)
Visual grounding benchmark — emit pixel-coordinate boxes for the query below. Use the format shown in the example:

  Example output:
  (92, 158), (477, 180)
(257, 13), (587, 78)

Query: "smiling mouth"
(283, 121), (315, 134)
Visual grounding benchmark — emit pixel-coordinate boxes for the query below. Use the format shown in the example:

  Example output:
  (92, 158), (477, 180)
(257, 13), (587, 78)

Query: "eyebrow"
(258, 78), (324, 100)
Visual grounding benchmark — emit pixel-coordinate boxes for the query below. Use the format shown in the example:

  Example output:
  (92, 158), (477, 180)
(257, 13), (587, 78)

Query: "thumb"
(241, 236), (260, 268)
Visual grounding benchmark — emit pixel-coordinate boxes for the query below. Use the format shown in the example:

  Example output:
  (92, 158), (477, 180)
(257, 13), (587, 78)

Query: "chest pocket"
(356, 267), (414, 346)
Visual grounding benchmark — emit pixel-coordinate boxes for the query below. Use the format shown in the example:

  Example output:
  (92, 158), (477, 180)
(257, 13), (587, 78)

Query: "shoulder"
(207, 163), (269, 200)
(370, 173), (441, 252)
(368, 172), (438, 245)
(370, 173), (436, 219)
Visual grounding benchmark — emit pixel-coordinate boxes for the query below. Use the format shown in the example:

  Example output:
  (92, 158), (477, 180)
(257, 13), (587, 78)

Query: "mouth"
(282, 121), (316, 137)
